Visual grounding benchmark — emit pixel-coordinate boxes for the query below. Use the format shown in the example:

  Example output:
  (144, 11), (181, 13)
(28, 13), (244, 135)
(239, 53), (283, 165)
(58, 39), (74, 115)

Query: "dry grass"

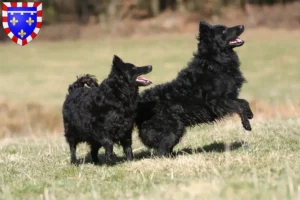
(0, 29), (300, 106)
(0, 29), (300, 199)
(0, 101), (62, 137)
(0, 118), (299, 199)
(0, 28), (300, 135)
(1, 99), (300, 137)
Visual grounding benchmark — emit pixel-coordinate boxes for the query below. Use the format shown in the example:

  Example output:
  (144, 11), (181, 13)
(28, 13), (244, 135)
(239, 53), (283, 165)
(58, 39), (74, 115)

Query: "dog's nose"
(147, 65), (152, 72)
(239, 25), (244, 31)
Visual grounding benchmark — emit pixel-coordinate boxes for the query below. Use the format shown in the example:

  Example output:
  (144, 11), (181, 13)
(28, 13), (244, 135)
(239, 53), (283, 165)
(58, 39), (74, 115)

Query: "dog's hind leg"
(157, 130), (183, 157)
(139, 115), (184, 157)
(90, 143), (101, 164)
(157, 119), (184, 157)
(157, 136), (176, 157)
(64, 125), (79, 164)
(120, 133), (133, 161)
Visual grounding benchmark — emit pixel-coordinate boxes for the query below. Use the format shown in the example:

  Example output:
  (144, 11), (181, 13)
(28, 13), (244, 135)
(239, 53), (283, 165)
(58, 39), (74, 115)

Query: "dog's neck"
(194, 49), (240, 72)
(106, 72), (139, 100)
(174, 49), (243, 92)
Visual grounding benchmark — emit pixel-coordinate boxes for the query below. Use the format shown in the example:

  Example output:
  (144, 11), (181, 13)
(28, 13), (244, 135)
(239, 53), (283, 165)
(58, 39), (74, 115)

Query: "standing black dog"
(62, 55), (152, 164)
(136, 21), (253, 157)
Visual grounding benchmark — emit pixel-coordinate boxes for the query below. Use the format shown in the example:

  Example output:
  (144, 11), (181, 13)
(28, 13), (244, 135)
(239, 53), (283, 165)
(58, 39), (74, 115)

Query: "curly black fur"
(68, 74), (99, 93)
(136, 21), (253, 157)
(62, 55), (152, 164)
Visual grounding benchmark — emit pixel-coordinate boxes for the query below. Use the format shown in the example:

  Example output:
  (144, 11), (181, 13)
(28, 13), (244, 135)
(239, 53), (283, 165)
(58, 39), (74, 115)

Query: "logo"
(2, 2), (42, 46)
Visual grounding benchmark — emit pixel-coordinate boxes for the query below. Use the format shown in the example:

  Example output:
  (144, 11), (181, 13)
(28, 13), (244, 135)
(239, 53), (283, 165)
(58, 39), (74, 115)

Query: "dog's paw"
(92, 159), (100, 165)
(70, 160), (79, 166)
(245, 126), (252, 131)
(242, 121), (252, 131)
(126, 156), (133, 162)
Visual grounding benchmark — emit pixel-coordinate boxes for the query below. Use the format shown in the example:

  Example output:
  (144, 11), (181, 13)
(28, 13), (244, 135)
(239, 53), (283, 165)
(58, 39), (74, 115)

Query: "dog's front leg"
(103, 140), (114, 164)
(229, 99), (252, 131)
(208, 98), (252, 131)
(237, 99), (254, 119)
(120, 136), (133, 161)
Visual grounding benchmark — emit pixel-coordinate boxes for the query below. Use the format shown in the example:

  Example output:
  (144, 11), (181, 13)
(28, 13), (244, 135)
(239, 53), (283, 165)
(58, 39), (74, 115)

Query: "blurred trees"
(0, 0), (298, 25)
(0, 0), (297, 41)
(43, 0), (298, 24)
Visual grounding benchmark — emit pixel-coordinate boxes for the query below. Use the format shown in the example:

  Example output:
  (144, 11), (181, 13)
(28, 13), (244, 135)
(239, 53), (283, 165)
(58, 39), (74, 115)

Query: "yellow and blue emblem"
(2, 2), (42, 46)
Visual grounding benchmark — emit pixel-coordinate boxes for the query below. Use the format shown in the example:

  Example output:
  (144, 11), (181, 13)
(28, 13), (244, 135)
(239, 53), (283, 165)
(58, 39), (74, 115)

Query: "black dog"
(136, 21), (253, 157)
(62, 55), (152, 164)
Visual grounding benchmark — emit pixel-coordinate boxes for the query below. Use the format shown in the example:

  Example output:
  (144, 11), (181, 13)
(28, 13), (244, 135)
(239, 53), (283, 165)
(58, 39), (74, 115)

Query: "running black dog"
(136, 21), (253, 156)
(62, 55), (152, 164)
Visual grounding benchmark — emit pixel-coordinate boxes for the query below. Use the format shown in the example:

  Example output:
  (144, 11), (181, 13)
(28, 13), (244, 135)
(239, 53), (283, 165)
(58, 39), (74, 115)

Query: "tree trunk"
(150, 0), (160, 16)
(177, 0), (186, 12)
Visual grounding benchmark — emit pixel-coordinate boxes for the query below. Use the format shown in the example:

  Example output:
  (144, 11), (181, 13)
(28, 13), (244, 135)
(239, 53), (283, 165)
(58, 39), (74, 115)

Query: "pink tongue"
(231, 38), (242, 42)
(137, 77), (149, 82)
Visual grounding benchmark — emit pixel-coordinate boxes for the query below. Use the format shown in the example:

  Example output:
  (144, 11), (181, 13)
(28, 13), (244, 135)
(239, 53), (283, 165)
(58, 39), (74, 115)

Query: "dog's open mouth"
(136, 77), (152, 86)
(229, 37), (244, 47)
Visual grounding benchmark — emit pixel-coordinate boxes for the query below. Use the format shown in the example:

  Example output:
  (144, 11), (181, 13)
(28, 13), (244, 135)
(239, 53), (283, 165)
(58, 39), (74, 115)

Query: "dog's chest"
(219, 71), (244, 97)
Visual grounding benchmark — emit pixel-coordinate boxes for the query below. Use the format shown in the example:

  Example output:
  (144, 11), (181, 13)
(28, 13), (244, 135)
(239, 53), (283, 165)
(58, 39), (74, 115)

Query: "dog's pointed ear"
(112, 55), (124, 67)
(199, 21), (212, 36)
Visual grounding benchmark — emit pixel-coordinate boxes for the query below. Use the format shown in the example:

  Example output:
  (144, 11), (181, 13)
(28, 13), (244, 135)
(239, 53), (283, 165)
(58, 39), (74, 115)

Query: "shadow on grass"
(176, 141), (247, 155)
(75, 141), (247, 166)
(76, 153), (125, 166)
(134, 140), (247, 159)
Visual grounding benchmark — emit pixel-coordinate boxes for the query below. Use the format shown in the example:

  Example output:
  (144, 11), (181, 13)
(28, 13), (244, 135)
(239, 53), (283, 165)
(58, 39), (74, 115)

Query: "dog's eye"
(222, 29), (227, 34)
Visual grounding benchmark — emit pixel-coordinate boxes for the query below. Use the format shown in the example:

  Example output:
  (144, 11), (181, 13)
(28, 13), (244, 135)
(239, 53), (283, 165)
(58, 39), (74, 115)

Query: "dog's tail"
(68, 74), (99, 93)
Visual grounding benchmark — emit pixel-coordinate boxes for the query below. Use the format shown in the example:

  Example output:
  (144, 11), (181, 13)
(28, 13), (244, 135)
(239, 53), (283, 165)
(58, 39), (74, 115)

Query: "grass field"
(0, 29), (300, 105)
(0, 28), (300, 199)
(1, 119), (299, 200)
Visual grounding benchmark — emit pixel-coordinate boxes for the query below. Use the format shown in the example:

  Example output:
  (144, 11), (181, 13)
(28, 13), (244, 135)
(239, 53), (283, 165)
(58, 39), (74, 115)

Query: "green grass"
(0, 29), (300, 106)
(0, 118), (300, 199)
(0, 29), (300, 199)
